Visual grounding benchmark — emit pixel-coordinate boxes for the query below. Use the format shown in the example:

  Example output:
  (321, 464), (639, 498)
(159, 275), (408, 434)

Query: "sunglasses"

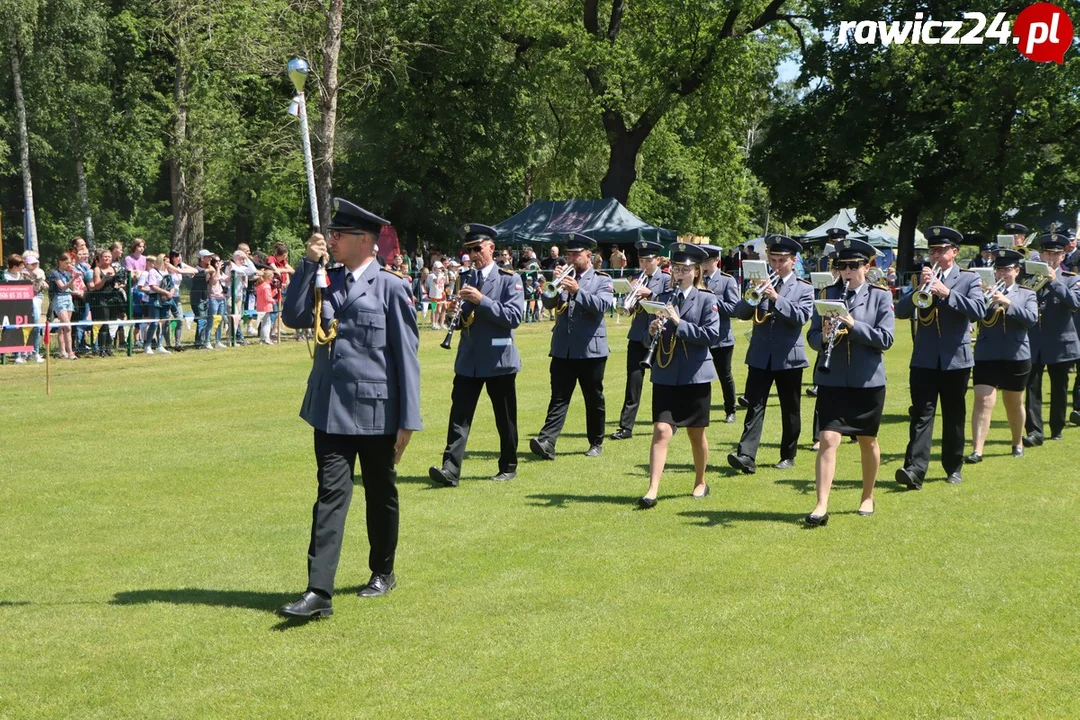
(836, 261), (865, 270)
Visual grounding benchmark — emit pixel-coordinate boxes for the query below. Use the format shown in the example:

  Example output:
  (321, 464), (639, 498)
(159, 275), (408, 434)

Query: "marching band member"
(700, 244), (740, 423)
(1007, 222), (1036, 261)
(1022, 232), (1080, 447)
(966, 249), (1038, 463)
(804, 239), (895, 525)
(429, 224), (525, 487)
(637, 244), (720, 508)
(611, 241), (671, 440)
(967, 241), (997, 269)
(894, 226), (985, 489)
(530, 233), (615, 460)
(727, 235), (815, 474)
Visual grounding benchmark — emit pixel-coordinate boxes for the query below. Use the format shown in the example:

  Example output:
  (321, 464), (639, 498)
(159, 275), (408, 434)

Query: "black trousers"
(1026, 361), (1072, 439)
(1072, 359), (1080, 412)
(617, 340), (648, 431)
(441, 373), (518, 476)
(903, 367), (970, 479)
(709, 345), (737, 414)
(308, 429), (398, 597)
(736, 366), (803, 461)
(538, 356), (607, 447)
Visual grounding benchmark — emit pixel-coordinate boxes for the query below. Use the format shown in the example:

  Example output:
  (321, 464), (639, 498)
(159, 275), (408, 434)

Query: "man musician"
(530, 233), (615, 459)
(894, 226), (985, 489)
(611, 240), (671, 440)
(430, 224), (525, 487)
(727, 235), (815, 474)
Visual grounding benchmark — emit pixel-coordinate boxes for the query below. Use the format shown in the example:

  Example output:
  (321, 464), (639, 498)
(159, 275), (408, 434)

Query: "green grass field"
(2, 319), (1078, 718)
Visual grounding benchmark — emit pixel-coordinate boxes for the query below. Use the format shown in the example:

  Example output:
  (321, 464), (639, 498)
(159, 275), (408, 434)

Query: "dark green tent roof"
(494, 198), (676, 245)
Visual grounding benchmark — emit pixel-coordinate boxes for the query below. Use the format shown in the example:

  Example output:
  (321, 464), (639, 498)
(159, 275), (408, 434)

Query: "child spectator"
(47, 253), (77, 359)
(256, 269), (276, 344)
(23, 252), (47, 362)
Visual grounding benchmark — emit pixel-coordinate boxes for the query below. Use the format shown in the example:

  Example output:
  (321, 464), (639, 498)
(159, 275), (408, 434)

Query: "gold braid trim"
(915, 303), (940, 336)
(980, 305), (1004, 329)
(656, 330), (678, 369)
(310, 285), (338, 358)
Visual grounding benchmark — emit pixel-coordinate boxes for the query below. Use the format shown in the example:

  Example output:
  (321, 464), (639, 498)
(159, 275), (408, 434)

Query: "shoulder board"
(498, 266), (515, 276)
(799, 278), (812, 285)
(961, 268), (978, 274)
(1062, 270), (1076, 277)
(720, 271), (734, 279)
(870, 283), (891, 291)
(698, 287), (714, 295)
(381, 267), (408, 280)
(596, 271), (610, 277)
(327, 262), (345, 271)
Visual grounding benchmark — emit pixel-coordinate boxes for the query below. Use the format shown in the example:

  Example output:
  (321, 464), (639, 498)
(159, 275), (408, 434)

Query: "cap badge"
(677, 243), (685, 251)
(999, 250), (1005, 257)
(462, 224), (471, 235)
(933, 228), (941, 236)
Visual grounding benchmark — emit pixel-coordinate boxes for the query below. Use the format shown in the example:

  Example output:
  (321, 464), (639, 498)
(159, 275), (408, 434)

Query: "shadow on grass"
(525, 493), (636, 509)
(678, 509), (806, 528)
(774, 478), (907, 496)
(111, 588), (296, 614)
(0, 600), (31, 607)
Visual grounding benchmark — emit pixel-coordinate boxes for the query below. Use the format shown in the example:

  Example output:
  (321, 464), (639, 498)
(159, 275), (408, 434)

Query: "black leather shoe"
(1071, 410), (1080, 426)
(1050, 433), (1063, 441)
(429, 466), (459, 487)
(492, 470), (516, 481)
(895, 467), (923, 490)
(1011, 446), (1024, 457)
(1022, 434), (1043, 448)
(804, 513), (828, 527)
(774, 458), (795, 470)
(724, 413), (736, 424)
(692, 484), (710, 500)
(584, 444), (603, 457)
(637, 496), (658, 509)
(946, 471), (963, 484)
(277, 591), (333, 618)
(358, 573), (396, 598)
(529, 437), (555, 460)
(806, 386), (819, 398)
(727, 453), (756, 474)
(964, 452), (983, 464)
(737, 395), (749, 408)
(610, 428), (633, 440)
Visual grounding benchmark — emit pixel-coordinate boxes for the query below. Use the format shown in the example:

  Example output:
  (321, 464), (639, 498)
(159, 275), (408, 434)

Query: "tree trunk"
(186, 157), (204, 258)
(315, 0), (344, 235)
(170, 51), (190, 252)
(71, 112), (95, 250)
(599, 129), (648, 205)
(10, 32), (37, 253)
(896, 205), (921, 278)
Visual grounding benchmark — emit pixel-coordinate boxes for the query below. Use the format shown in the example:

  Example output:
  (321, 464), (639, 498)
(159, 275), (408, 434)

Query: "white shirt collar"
(349, 257), (376, 283)
(477, 260), (495, 282)
(677, 285), (695, 300)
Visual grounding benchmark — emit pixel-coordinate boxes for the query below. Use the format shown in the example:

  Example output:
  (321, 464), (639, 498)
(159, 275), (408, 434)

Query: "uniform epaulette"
(381, 266), (408, 280)
(869, 283), (891, 291)
(961, 268), (978, 273)
(799, 277), (812, 284)
(720, 271), (734, 278)
(1062, 270), (1076, 277)
(327, 262), (345, 271)
(498, 266), (515, 276)
(595, 271), (610, 277)
(699, 287), (714, 294)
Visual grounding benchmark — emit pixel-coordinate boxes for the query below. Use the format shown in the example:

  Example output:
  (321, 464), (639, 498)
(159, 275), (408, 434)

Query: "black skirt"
(652, 383), (711, 428)
(815, 385), (886, 437)
(973, 359), (1031, 392)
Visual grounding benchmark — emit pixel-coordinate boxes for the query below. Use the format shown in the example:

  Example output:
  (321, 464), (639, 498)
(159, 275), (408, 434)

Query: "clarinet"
(440, 274), (470, 350)
(640, 329), (661, 370)
(819, 280), (850, 373)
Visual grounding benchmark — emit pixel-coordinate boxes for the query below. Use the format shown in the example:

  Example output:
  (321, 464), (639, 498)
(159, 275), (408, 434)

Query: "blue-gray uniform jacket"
(646, 287), (721, 385)
(626, 269), (671, 343)
(702, 269), (740, 348)
(542, 266), (615, 359)
(454, 264), (525, 377)
(283, 258), (422, 435)
(733, 274), (815, 371)
(1029, 272), (1080, 365)
(807, 282), (895, 387)
(973, 285), (1038, 362)
(895, 266), (985, 370)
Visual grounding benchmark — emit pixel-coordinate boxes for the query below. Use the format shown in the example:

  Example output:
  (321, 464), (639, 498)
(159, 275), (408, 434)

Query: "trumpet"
(542, 265), (575, 299)
(440, 277), (471, 350)
(983, 279), (1007, 299)
(820, 281), (850, 374)
(744, 269), (781, 306)
(912, 262), (941, 309)
(639, 307), (672, 370)
(618, 272), (647, 316)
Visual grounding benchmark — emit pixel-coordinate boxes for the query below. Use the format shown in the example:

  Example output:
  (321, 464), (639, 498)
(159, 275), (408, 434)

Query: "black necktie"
(675, 292), (685, 310)
(844, 289), (855, 303)
(346, 273), (355, 286)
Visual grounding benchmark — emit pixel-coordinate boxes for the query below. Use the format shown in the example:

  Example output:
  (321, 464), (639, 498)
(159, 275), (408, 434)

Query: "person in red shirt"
(255, 270), (276, 344)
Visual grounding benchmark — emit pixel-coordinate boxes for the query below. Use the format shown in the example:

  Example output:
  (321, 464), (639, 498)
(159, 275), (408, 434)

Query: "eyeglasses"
(671, 265), (695, 274)
(836, 261), (865, 270)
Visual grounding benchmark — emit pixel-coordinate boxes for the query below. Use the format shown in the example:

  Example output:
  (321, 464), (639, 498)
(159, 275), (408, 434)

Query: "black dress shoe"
(946, 471), (963, 484)
(806, 386), (818, 398)
(358, 572), (396, 598)
(610, 428), (633, 440)
(584, 444), (603, 457)
(1011, 446), (1024, 457)
(964, 452), (983, 464)
(1071, 410), (1080, 426)
(491, 470), (516, 481)
(724, 413), (736, 424)
(804, 513), (828, 527)
(637, 496), (658, 509)
(529, 437), (555, 460)
(277, 591), (333, 618)
(774, 458), (795, 470)
(895, 466), (923, 490)
(737, 395), (749, 408)
(726, 453), (756, 474)
(691, 484), (710, 499)
(429, 466), (459, 487)
(1050, 433), (1063, 441)
(1022, 434), (1043, 448)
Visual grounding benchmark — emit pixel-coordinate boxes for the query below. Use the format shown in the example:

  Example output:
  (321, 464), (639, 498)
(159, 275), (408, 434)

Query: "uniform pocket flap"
(357, 381), (388, 399)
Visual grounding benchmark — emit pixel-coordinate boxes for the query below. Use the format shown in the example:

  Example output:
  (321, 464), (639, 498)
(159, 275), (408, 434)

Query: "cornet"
(542, 265), (575, 299)
(744, 269), (781, 307)
(913, 263), (941, 309)
(820, 281), (850, 374)
(618, 272), (647, 316)
(983, 279), (1007, 299)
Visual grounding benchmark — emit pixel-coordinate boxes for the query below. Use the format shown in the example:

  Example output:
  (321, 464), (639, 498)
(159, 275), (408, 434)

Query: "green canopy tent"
(493, 198), (676, 246)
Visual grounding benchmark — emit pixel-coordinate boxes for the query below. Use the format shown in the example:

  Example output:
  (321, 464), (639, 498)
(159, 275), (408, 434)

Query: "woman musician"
(637, 243), (720, 509)
(966, 249), (1038, 463)
(804, 239), (895, 526)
